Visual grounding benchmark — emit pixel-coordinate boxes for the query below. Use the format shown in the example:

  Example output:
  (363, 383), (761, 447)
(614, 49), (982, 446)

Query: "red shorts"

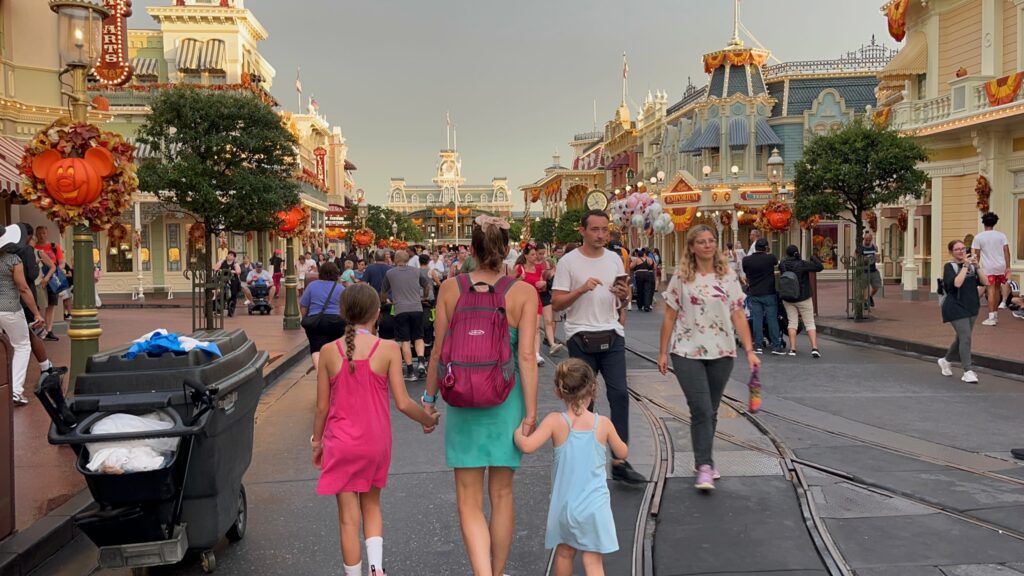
(272, 272), (282, 290)
(987, 274), (1007, 286)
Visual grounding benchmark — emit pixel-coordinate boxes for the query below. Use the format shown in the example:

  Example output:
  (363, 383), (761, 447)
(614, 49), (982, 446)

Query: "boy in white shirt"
(972, 212), (1011, 326)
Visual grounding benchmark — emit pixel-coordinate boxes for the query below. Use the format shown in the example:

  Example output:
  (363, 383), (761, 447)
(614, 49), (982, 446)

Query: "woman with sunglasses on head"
(657, 224), (760, 491)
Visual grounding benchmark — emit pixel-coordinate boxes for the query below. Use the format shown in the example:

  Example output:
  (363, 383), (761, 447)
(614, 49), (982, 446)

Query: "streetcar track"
(622, 343), (1024, 575)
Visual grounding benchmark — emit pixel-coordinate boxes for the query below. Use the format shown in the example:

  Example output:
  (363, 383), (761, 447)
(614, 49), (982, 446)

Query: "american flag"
(295, 67), (302, 94)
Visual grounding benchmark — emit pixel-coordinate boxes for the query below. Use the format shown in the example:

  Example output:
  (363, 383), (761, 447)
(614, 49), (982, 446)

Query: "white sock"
(39, 359), (52, 371)
(366, 536), (383, 572)
(343, 562), (362, 576)
(990, 312), (998, 320)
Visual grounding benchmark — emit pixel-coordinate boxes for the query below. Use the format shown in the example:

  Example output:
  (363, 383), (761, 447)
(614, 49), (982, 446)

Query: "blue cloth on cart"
(124, 329), (222, 360)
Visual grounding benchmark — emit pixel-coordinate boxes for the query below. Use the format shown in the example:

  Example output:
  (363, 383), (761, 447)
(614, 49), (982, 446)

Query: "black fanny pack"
(572, 330), (617, 354)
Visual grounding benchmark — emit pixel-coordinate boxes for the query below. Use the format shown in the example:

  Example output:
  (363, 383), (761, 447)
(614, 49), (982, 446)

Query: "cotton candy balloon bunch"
(611, 192), (674, 236)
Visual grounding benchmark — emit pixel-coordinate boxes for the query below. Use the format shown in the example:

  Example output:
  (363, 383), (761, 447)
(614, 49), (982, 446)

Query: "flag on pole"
(296, 66), (303, 94)
(623, 53), (629, 80)
(310, 95), (319, 111)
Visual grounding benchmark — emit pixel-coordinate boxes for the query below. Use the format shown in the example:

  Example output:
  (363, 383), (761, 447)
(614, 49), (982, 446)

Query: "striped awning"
(755, 118), (783, 146)
(132, 57), (159, 78)
(0, 136), (25, 199)
(879, 31), (926, 80)
(177, 38), (204, 72)
(693, 119), (721, 150)
(728, 117), (749, 147)
(202, 39), (226, 72)
(680, 125), (705, 153)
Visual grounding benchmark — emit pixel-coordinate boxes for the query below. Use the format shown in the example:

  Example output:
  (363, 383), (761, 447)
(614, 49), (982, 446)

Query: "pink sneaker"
(695, 465), (716, 490)
(693, 466), (721, 480)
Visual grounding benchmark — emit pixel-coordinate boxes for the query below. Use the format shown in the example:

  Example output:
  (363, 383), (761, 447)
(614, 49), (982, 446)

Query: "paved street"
(26, 291), (1024, 575)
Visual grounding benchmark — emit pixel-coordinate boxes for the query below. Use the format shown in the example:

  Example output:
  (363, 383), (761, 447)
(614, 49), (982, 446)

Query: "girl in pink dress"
(312, 284), (439, 576)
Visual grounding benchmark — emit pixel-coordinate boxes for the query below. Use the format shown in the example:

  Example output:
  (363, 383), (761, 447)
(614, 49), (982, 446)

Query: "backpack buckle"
(442, 363), (455, 389)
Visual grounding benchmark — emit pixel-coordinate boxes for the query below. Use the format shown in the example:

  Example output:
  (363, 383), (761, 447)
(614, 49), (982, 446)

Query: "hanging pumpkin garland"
(756, 200), (793, 232)
(897, 210), (909, 232)
(975, 175), (991, 213)
(188, 223), (206, 248)
(108, 222), (128, 247)
(799, 215), (821, 230)
(19, 118), (137, 231)
(863, 210), (878, 232)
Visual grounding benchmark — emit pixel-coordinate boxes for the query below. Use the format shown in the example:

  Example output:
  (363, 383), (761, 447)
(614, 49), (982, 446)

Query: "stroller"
(247, 282), (272, 315)
(36, 330), (267, 574)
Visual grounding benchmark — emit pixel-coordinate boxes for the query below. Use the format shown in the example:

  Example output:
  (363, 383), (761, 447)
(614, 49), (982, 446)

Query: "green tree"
(555, 209), (586, 244)
(508, 220), (523, 242)
(364, 204), (424, 243)
(137, 88), (301, 328)
(532, 217), (556, 244)
(793, 119), (928, 319)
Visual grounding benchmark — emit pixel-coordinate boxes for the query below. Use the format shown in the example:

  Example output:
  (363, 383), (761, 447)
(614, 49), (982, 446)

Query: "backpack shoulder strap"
(494, 276), (516, 296)
(456, 272), (472, 294)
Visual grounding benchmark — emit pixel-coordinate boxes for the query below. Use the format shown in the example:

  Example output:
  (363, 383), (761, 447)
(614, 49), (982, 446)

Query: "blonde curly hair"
(675, 224), (731, 283)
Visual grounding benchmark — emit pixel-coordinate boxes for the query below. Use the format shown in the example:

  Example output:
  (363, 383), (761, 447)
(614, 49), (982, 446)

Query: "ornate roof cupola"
(701, 0), (770, 99)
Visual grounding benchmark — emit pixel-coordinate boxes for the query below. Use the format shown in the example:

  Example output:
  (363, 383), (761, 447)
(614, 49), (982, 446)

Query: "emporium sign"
(662, 192), (701, 205)
(94, 0), (134, 86)
(740, 191), (773, 202)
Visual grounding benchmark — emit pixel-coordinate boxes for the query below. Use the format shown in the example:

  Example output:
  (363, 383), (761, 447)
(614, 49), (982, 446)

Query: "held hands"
(520, 417), (537, 437)
(421, 402), (439, 434)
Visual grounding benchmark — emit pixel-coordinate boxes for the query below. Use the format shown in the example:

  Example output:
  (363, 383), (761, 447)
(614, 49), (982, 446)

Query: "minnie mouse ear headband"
(0, 224), (23, 252)
(474, 215), (509, 231)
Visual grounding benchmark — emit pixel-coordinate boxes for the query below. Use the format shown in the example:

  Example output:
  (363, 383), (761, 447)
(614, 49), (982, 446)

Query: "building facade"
(880, 0), (1023, 295)
(83, 0), (356, 296)
(387, 148), (513, 246)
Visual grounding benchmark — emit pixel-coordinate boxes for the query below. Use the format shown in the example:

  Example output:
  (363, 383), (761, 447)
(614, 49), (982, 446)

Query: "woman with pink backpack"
(423, 215), (539, 576)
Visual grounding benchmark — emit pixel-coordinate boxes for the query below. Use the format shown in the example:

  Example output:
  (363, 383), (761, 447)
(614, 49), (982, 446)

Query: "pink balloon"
(626, 196), (638, 209)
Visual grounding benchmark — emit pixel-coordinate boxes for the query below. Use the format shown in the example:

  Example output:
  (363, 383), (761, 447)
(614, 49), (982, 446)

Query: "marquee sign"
(740, 191), (774, 202)
(94, 0), (134, 86)
(325, 209), (349, 229)
(314, 147), (328, 186)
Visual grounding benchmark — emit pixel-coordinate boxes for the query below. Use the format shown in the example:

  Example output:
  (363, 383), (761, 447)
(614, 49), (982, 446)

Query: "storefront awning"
(755, 118), (783, 146)
(692, 119), (721, 150)
(132, 57), (159, 79)
(177, 38), (204, 72)
(728, 117), (749, 147)
(879, 31), (927, 80)
(202, 39), (226, 73)
(0, 136), (24, 199)
(680, 125), (705, 153)
(606, 155), (629, 169)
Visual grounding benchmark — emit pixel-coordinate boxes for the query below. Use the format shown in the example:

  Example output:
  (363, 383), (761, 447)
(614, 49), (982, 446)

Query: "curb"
(816, 322), (1024, 377)
(0, 340), (309, 576)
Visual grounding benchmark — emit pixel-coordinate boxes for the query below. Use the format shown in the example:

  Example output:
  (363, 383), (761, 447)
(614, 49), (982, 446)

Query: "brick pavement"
(813, 280), (1023, 373)
(12, 302), (308, 532)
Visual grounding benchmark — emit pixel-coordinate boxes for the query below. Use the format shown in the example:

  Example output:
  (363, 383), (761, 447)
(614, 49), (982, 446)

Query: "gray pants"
(671, 355), (735, 468)
(945, 315), (976, 372)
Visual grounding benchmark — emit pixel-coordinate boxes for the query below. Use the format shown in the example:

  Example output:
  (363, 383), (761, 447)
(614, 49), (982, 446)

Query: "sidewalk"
(12, 303), (308, 534)
(813, 280), (1024, 376)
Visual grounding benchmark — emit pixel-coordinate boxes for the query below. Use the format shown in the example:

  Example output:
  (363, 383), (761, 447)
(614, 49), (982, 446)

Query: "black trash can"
(42, 329), (267, 573)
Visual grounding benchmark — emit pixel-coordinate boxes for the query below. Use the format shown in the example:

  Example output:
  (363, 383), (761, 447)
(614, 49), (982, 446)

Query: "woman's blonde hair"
(554, 358), (597, 415)
(675, 224), (731, 283)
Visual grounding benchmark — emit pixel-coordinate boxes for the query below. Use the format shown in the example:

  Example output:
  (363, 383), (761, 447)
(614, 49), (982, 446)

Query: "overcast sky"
(127, 0), (894, 207)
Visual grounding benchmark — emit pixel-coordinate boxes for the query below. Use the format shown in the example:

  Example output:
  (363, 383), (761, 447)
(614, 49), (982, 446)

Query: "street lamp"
(731, 165), (740, 178)
(767, 148), (791, 201)
(50, 0), (109, 381)
(391, 222), (398, 240)
(702, 165), (713, 179)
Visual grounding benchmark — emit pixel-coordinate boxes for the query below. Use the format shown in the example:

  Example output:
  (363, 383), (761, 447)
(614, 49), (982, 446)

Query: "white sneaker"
(536, 354), (546, 366)
(999, 302), (1007, 309)
(982, 318), (998, 326)
(937, 358), (953, 377)
(962, 370), (979, 383)
(244, 299), (252, 306)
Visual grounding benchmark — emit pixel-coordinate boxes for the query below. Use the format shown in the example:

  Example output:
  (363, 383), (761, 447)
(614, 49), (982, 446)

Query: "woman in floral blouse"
(657, 224), (760, 491)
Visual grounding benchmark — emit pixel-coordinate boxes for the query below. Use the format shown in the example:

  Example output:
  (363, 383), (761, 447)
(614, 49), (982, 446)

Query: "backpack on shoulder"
(778, 266), (801, 302)
(438, 274), (517, 408)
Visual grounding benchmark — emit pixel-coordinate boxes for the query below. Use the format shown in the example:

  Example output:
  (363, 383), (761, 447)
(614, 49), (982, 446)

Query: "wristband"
(422, 392), (437, 404)
(310, 434), (322, 448)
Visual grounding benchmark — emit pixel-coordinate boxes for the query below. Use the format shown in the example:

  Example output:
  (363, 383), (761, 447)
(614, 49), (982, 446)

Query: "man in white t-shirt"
(972, 211), (1011, 326)
(552, 209), (644, 485)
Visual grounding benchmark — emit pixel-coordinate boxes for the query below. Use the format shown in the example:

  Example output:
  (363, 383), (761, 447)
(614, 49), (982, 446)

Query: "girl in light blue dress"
(514, 359), (628, 575)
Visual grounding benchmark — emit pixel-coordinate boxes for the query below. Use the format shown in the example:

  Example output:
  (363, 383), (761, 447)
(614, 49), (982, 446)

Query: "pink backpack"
(438, 274), (517, 408)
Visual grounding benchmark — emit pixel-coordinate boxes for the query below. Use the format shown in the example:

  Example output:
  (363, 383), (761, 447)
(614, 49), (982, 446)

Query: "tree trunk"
(852, 216), (867, 320)
(203, 229), (217, 330)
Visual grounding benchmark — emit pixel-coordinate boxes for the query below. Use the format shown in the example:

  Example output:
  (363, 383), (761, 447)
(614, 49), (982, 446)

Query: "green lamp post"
(278, 206), (304, 330)
(50, 0), (110, 381)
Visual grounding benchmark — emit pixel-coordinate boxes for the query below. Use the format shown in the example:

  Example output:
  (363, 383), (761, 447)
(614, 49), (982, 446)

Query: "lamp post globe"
(50, 0), (110, 383)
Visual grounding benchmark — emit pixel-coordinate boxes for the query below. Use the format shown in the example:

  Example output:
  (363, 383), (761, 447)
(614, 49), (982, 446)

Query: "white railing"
(892, 75), (1024, 131)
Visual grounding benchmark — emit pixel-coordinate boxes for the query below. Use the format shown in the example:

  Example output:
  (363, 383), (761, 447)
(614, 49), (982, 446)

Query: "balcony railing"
(891, 75), (1024, 132)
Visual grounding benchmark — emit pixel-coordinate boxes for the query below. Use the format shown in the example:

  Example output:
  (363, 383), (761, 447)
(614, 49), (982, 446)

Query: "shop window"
(107, 224), (134, 273)
(427, 193), (434, 203)
(141, 224), (151, 272)
(755, 147), (766, 172)
(810, 224), (839, 270)
(410, 194), (419, 204)
(708, 150), (721, 173)
(167, 223), (182, 272)
(731, 146), (746, 172)
(1017, 195), (1024, 261)
(465, 194), (474, 203)
(887, 223), (905, 261)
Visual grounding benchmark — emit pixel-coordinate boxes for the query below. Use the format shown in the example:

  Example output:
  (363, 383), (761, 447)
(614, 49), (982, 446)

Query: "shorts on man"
(868, 270), (882, 290)
(393, 311), (424, 343)
(988, 274), (1008, 287)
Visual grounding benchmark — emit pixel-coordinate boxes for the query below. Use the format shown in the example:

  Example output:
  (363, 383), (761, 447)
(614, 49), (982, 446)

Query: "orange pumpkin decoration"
(766, 209), (792, 231)
(353, 228), (375, 248)
(30, 147), (115, 206)
(276, 206), (305, 233)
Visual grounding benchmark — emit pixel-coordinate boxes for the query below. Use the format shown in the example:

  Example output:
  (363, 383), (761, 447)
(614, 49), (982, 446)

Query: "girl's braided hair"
(339, 283), (380, 374)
